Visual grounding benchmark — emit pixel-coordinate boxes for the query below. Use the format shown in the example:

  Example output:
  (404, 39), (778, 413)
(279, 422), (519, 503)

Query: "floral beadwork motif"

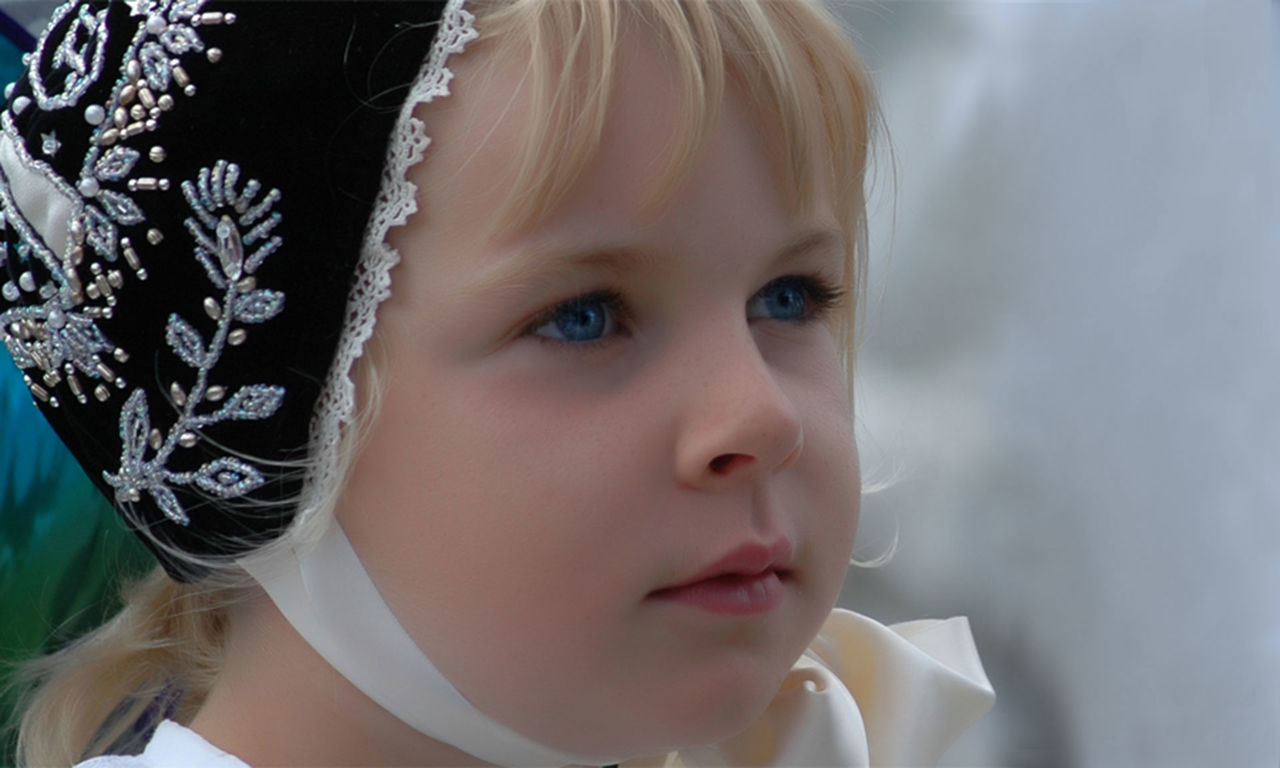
(0, 164), (128, 406)
(1, 2), (294, 531)
(103, 160), (284, 526)
(0, 0), (233, 410)
(2, 2), (465, 552)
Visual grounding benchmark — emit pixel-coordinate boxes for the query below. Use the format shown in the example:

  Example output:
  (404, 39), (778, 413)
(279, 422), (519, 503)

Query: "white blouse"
(77, 609), (994, 768)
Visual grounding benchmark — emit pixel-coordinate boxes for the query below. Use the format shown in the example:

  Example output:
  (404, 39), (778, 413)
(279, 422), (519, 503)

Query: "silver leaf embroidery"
(104, 162), (286, 526)
(83, 205), (118, 261)
(215, 384), (284, 422)
(191, 457), (265, 498)
(94, 147), (141, 181)
(97, 189), (144, 225)
(232, 290), (283, 324)
(150, 483), (185, 524)
(164, 313), (207, 368)
(119, 388), (150, 466)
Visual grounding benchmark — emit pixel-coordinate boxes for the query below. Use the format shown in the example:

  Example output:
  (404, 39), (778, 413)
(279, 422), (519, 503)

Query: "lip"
(648, 539), (794, 616)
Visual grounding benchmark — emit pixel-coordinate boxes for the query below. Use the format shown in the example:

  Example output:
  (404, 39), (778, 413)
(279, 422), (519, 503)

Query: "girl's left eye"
(746, 275), (843, 324)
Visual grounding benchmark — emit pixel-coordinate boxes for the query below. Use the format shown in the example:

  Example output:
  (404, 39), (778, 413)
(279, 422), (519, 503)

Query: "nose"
(673, 333), (805, 490)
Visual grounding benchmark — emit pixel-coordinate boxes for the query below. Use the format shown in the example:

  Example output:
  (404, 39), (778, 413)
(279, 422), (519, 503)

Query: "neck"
(189, 589), (490, 768)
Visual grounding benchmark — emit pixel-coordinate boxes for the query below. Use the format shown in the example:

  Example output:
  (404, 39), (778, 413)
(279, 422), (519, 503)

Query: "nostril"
(709, 453), (754, 475)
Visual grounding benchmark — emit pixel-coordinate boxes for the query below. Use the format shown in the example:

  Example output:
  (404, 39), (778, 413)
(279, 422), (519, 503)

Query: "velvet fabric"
(0, 1), (445, 578)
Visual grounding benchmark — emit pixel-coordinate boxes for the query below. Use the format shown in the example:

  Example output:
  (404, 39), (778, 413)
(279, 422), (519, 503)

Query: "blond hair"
(13, 1), (878, 764)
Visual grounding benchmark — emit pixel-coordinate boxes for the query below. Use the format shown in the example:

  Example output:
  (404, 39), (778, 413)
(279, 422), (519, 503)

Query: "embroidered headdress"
(0, 4), (616, 764)
(0, 0), (474, 579)
(0, 4), (630, 764)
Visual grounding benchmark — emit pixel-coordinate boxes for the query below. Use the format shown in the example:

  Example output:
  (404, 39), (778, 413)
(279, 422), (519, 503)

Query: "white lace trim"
(302, 0), (478, 530)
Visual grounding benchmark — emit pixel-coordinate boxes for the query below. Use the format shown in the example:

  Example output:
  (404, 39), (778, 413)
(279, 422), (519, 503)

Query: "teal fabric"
(0, 357), (152, 755)
(0, 27), (26, 89)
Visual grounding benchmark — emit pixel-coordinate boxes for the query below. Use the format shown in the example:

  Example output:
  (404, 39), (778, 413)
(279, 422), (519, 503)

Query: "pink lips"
(649, 539), (793, 616)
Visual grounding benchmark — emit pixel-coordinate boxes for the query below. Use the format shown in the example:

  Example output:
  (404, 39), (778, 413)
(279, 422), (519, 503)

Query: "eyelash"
(524, 273), (846, 351)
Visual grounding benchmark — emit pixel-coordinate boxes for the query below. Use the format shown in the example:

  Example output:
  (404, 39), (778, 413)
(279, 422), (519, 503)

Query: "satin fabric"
(670, 611), (995, 767)
(242, 520), (994, 767)
(239, 523), (619, 767)
(243, 522), (996, 768)
(76, 609), (994, 768)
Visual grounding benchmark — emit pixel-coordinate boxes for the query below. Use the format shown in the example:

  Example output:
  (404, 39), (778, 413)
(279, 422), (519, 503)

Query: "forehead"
(413, 33), (686, 229)
(417, 42), (825, 253)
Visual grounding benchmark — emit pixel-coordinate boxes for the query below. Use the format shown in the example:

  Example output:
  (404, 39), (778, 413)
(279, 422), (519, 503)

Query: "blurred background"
(827, 2), (1279, 767)
(0, 1), (1276, 767)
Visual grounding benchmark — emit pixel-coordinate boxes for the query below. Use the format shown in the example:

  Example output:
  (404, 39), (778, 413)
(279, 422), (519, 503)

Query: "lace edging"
(302, 0), (478, 529)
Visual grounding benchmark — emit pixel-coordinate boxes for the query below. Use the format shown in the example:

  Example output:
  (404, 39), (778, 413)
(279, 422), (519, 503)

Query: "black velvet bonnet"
(0, 1), (464, 580)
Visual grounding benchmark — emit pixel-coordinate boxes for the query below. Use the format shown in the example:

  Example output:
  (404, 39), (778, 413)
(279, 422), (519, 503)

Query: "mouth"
(647, 539), (794, 616)
(648, 569), (791, 615)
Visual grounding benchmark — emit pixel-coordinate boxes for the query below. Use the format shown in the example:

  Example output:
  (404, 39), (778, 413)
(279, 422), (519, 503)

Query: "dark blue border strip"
(0, 10), (36, 53)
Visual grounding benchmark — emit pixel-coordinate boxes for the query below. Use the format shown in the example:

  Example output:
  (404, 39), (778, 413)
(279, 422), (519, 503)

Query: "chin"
(652, 648), (799, 751)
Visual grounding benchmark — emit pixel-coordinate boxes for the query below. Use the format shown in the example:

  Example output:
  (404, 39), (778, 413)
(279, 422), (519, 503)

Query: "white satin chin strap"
(237, 522), (618, 768)
(678, 611), (995, 767)
(238, 523), (994, 768)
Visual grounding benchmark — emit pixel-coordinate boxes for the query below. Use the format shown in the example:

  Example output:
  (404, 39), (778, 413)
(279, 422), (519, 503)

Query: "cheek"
(794, 356), (860, 587)
(340, 368), (690, 754)
(336, 364), (656, 676)
(341, 367), (631, 606)
(810, 429), (859, 585)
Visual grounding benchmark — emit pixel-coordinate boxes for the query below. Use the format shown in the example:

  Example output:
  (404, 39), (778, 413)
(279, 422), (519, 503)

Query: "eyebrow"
(462, 227), (845, 300)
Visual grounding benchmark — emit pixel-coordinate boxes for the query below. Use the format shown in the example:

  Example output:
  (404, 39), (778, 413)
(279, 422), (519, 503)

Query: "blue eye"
(747, 275), (841, 323)
(528, 275), (843, 349)
(751, 278), (809, 320)
(530, 291), (622, 344)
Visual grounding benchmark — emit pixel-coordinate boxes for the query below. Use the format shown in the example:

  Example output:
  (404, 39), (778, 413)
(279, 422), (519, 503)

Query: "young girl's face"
(336, 33), (860, 756)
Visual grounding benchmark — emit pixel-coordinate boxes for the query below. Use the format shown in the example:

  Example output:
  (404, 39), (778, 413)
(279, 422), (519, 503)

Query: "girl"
(2, 0), (993, 765)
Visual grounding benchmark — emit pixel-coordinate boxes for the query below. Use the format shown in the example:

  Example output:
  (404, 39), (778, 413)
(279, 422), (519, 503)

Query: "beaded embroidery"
(0, 1), (277, 527)
(1, 1), (464, 557)
(0, 0), (232, 409)
(29, 2), (109, 112)
(104, 159), (284, 525)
